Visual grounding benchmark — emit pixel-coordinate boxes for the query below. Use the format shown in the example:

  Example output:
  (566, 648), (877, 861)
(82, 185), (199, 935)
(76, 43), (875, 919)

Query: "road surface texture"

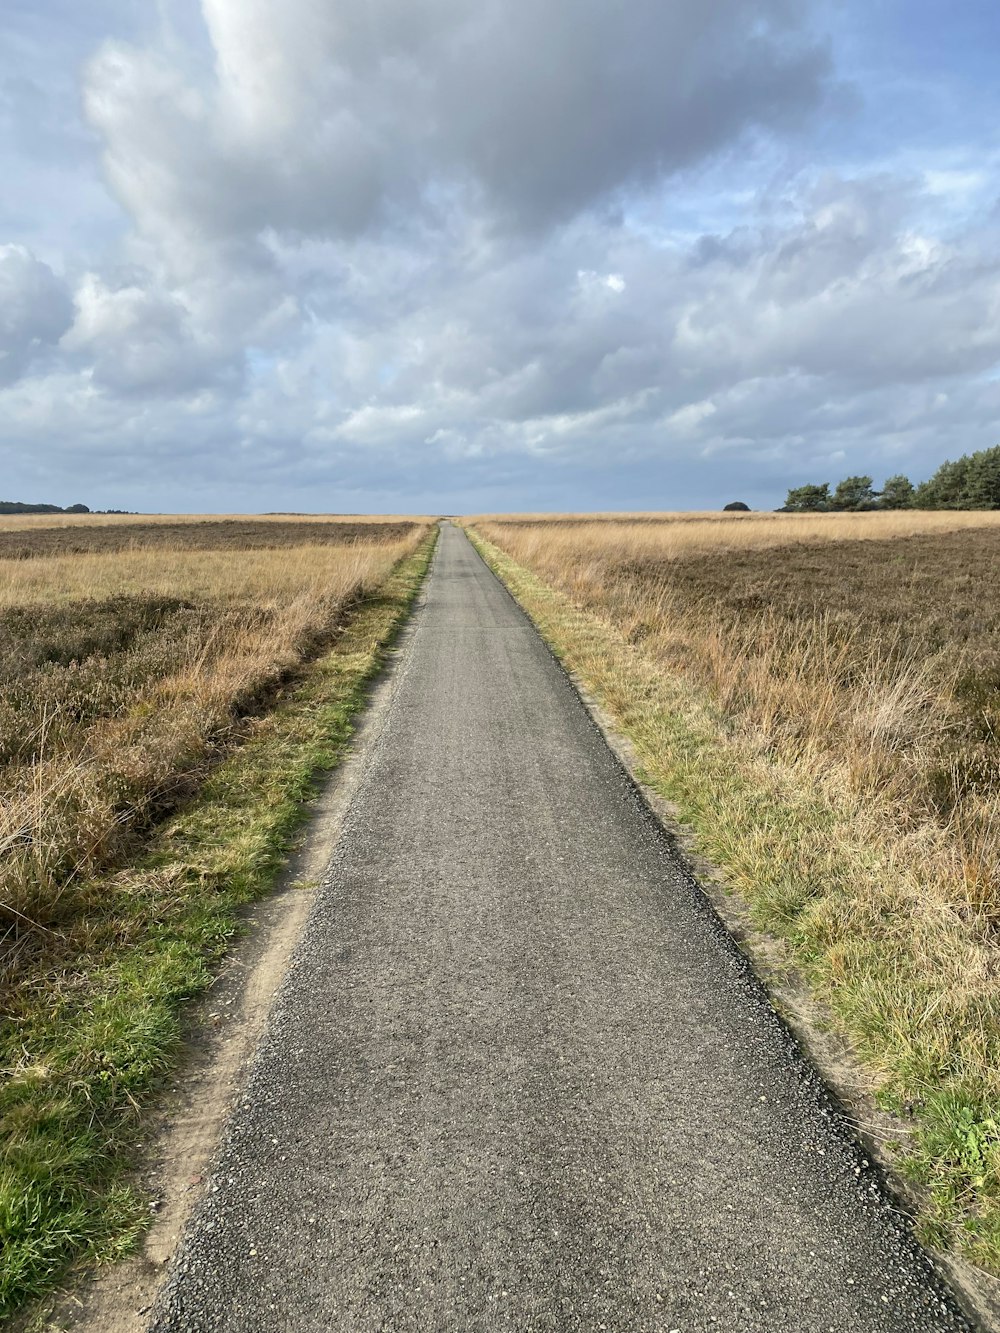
(151, 523), (972, 1333)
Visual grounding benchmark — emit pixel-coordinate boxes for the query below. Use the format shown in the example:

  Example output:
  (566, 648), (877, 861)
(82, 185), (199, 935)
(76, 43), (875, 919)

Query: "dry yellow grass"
(0, 512), (434, 531)
(0, 524), (429, 987)
(0, 542), (402, 606)
(473, 511), (1000, 920)
(469, 507), (1000, 552)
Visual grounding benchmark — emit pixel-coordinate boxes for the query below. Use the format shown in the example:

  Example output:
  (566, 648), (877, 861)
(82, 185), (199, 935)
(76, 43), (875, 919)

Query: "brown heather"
(474, 512), (1000, 885)
(0, 518), (416, 561)
(0, 520), (429, 996)
(0, 511), (432, 532)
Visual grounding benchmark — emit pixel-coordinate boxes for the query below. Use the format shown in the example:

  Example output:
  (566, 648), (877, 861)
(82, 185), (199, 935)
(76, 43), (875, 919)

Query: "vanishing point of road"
(151, 523), (972, 1332)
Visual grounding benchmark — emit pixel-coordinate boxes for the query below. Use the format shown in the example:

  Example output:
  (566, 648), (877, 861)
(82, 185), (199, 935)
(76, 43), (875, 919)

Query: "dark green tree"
(961, 447), (1000, 509)
(830, 475), (877, 511)
(783, 483), (830, 512)
(879, 475), (914, 509)
(915, 456), (973, 509)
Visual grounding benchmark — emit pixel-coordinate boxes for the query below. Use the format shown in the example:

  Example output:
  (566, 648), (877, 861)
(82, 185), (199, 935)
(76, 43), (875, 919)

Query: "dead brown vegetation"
(0, 522), (428, 994)
(0, 519), (415, 560)
(474, 514), (1000, 912)
(0, 511), (431, 532)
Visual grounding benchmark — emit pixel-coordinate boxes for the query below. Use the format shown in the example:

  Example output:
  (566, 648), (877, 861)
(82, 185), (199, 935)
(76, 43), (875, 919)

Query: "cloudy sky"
(2, 0), (999, 512)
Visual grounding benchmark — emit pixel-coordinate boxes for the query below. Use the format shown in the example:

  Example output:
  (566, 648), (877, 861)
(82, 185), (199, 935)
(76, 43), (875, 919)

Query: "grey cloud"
(674, 177), (1000, 388)
(82, 0), (832, 261)
(281, 173), (1000, 478)
(16, 162), (996, 498)
(422, 0), (832, 227)
(0, 245), (74, 385)
(63, 272), (244, 395)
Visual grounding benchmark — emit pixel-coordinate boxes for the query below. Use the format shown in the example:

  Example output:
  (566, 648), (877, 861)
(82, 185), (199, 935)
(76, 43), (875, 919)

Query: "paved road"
(151, 523), (972, 1332)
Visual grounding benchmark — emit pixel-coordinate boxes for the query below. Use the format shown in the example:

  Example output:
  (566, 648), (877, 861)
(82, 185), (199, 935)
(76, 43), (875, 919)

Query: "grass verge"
(467, 526), (1000, 1275)
(0, 529), (437, 1322)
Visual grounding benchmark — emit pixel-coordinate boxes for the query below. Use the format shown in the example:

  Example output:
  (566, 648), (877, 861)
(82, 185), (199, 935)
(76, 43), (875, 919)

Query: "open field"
(1, 520), (428, 986)
(475, 507), (1000, 545)
(0, 512), (432, 532)
(469, 512), (1000, 1270)
(0, 519), (417, 561)
(0, 518), (434, 1318)
(474, 511), (1000, 860)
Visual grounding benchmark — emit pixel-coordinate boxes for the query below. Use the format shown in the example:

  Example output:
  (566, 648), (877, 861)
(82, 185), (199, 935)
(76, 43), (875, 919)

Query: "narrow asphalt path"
(151, 523), (972, 1333)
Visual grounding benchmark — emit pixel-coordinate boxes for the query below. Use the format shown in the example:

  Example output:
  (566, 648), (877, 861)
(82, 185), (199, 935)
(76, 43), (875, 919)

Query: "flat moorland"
(0, 519), (416, 560)
(476, 513), (1000, 840)
(1, 521), (427, 985)
(470, 511), (1000, 1270)
(0, 511), (430, 532)
(0, 518), (433, 1318)
(483, 506), (1000, 542)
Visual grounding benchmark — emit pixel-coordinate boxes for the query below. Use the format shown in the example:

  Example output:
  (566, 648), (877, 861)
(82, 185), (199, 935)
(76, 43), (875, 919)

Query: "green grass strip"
(468, 527), (1000, 1275)
(0, 531), (437, 1322)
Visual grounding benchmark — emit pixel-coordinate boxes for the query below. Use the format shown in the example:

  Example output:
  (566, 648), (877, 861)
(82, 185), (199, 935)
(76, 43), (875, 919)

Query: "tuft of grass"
(0, 530), (437, 1322)
(468, 523), (1000, 1274)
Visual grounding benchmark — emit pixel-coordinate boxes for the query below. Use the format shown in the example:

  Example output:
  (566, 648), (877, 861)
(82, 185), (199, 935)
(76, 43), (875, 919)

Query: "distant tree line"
(782, 445), (1000, 512)
(0, 500), (91, 514)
